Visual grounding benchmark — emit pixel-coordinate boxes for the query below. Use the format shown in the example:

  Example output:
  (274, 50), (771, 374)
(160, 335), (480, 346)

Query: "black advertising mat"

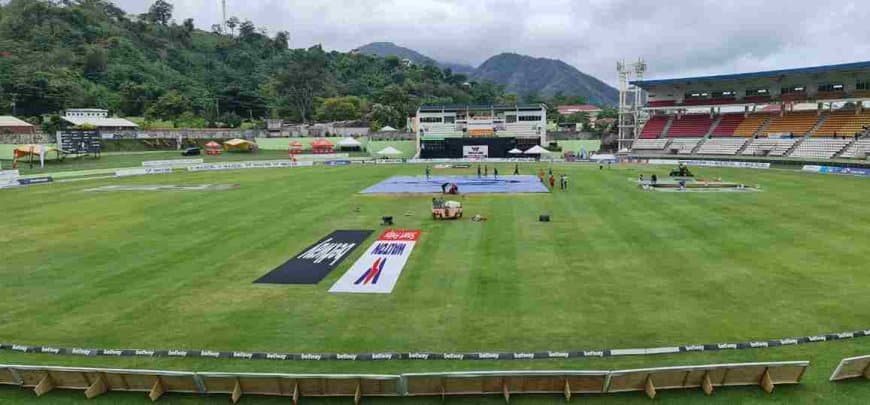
(254, 230), (373, 284)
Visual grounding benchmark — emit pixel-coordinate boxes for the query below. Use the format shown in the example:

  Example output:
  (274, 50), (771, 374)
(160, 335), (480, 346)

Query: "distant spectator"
(548, 174), (555, 188)
(513, 164), (519, 175)
(493, 167), (499, 179)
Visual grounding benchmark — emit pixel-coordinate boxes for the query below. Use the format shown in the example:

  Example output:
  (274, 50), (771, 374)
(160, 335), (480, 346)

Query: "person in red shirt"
(548, 174), (555, 189)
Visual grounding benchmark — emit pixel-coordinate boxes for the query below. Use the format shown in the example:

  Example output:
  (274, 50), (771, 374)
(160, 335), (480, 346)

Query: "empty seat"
(741, 138), (798, 156)
(764, 111), (821, 136)
(667, 138), (702, 154)
(839, 139), (870, 159)
(789, 138), (852, 159)
(710, 114), (745, 137)
(733, 114), (772, 137)
(813, 111), (870, 137)
(631, 138), (670, 151)
(696, 138), (748, 155)
(667, 115), (714, 138)
(639, 116), (669, 139)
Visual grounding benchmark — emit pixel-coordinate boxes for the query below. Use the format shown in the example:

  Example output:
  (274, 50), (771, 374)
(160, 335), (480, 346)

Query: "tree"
(145, 90), (190, 121)
(316, 96), (363, 122)
(225, 16), (239, 36)
(273, 31), (289, 50)
(238, 20), (256, 40)
(269, 47), (333, 123)
(368, 103), (404, 130)
(146, 0), (173, 25)
(182, 18), (194, 34)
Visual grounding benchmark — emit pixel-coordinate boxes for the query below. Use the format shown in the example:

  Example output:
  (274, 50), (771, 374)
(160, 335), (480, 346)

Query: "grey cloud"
(115, 0), (870, 86)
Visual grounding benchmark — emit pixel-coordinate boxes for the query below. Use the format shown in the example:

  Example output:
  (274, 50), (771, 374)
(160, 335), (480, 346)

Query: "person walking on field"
(493, 167), (499, 179)
(548, 174), (555, 189)
(562, 174), (568, 190)
(477, 165), (481, 178)
(513, 164), (519, 175)
(484, 165), (488, 177)
(425, 166), (430, 180)
(538, 169), (546, 183)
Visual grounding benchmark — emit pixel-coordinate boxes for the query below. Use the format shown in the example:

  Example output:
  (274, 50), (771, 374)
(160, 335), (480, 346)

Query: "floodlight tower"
(616, 59), (647, 152)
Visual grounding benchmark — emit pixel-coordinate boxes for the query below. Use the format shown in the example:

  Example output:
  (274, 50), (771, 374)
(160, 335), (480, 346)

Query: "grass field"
(1, 158), (869, 403)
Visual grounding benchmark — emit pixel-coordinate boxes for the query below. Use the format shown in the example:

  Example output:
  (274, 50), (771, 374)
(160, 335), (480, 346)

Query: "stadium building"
(414, 104), (547, 158)
(620, 60), (870, 161)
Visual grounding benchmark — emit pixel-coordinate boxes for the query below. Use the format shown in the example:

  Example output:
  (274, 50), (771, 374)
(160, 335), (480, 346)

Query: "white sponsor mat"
(329, 230), (421, 294)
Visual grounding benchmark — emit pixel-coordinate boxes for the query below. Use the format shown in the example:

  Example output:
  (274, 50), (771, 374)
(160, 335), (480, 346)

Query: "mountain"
(355, 42), (475, 74)
(472, 53), (618, 106)
(356, 43), (617, 105)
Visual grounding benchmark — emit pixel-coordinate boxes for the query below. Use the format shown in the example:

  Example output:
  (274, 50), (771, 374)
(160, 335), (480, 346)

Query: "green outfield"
(1, 158), (869, 403)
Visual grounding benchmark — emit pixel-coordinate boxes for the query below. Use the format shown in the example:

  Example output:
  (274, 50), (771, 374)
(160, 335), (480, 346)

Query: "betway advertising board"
(329, 230), (421, 294)
(254, 230), (373, 284)
(462, 145), (489, 159)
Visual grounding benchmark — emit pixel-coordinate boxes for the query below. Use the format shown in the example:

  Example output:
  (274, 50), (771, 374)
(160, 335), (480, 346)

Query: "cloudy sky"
(115, 0), (870, 86)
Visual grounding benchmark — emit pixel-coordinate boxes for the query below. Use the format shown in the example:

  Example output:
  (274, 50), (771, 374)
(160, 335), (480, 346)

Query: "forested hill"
(0, 0), (509, 130)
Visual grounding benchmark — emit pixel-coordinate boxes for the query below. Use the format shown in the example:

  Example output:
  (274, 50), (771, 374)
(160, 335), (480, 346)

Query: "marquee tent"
(13, 144), (58, 168)
(375, 146), (402, 157)
(507, 148), (523, 154)
(379, 126), (398, 132)
(337, 137), (362, 151)
(523, 145), (549, 155)
(223, 138), (257, 152)
(310, 138), (334, 154)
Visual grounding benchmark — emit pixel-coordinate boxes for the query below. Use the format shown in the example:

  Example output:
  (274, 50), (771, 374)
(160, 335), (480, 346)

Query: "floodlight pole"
(617, 59), (646, 152)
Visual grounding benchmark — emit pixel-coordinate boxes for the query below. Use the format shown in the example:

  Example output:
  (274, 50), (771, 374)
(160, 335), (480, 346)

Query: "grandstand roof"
(633, 60), (870, 88)
(418, 104), (546, 113)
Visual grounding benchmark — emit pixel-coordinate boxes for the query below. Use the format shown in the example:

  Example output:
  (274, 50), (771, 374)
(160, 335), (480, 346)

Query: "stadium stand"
(839, 139), (870, 159)
(710, 114), (745, 137)
(763, 111), (821, 136)
(647, 100), (676, 107)
(696, 138), (749, 155)
(789, 138), (852, 159)
(733, 114), (772, 137)
(742, 95), (772, 103)
(813, 111), (870, 137)
(631, 138), (670, 150)
(639, 115), (670, 139)
(667, 114), (714, 137)
(667, 138), (703, 154)
(829, 354), (870, 382)
(682, 98), (737, 106)
(741, 138), (798, 156)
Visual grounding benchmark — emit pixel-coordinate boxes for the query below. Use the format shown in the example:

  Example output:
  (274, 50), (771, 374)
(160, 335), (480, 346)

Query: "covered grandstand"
(413, 105), (547, 158)
(623, 61), (870, 161)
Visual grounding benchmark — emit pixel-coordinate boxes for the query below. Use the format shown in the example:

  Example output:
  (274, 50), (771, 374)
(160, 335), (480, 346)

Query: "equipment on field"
(182, 147), (201, 156)
(381, 216), (394, 226)
(539, 214), (550, 222)
(432, 198), (463, 220)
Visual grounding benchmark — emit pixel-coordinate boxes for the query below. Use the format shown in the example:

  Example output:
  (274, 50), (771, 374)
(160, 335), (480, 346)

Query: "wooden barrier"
(402, 370), (609, 401)
(0, 362), (809, 402)
(607, 361), (809, 399)
(830, 355), (870, 382)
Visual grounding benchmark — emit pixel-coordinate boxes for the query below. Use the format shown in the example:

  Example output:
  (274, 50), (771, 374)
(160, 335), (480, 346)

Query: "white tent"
(337, 137), (362, 147)
(507, 148), (523, 154)
(379, 125), (398, 132)
(376, 146), (402, 156)
(523, 145), (549, 154)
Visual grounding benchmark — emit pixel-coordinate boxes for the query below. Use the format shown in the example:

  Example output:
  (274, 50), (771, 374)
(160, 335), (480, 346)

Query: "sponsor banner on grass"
(115, 167), (173, 177)
(802, 165), (870, 177)
(329, 229), (421, 294)
(646, 159), (770, 169)
(142, 158), (203, 167)
(254, 230), (373, 285)
(187, 160), (314, 172)
(0, 170), (20, 188)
